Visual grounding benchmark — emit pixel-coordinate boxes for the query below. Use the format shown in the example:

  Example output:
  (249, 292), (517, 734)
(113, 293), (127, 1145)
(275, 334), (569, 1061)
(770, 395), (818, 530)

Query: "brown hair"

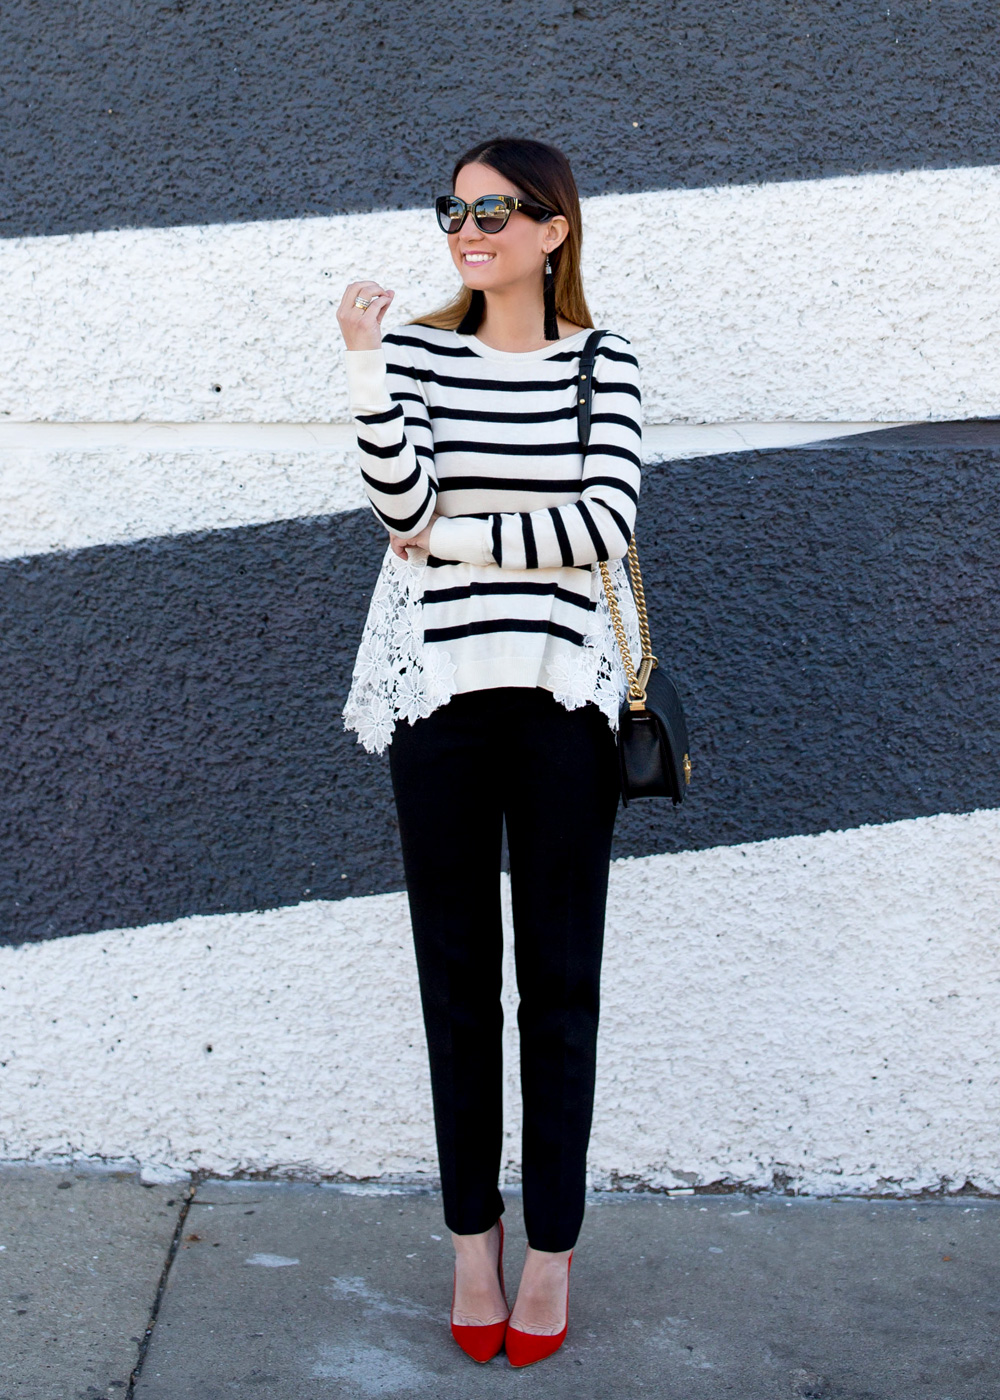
(411, 137), (593, 334)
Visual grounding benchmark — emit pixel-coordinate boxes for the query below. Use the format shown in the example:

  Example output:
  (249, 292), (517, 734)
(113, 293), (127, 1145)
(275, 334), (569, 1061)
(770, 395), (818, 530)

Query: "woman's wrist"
(341, 330), (384, 352)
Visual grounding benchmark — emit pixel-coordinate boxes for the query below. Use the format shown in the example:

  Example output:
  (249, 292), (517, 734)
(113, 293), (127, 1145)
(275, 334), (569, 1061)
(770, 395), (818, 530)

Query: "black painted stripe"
(3, 1), (997, 238)
(802, 418), (1000, 450)
(3, 437), (999, 945)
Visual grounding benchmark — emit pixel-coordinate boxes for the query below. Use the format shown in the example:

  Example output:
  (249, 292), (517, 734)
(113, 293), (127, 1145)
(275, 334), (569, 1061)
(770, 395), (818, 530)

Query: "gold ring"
(353, 296), (374, 310)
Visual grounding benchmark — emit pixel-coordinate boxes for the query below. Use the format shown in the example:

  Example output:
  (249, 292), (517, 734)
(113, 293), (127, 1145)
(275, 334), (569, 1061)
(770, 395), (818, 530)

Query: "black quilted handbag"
(577, 330), (692, 806)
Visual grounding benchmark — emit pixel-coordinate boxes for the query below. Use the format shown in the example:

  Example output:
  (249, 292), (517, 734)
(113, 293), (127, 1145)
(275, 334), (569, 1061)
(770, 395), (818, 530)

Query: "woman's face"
(449, 161), (567, 295)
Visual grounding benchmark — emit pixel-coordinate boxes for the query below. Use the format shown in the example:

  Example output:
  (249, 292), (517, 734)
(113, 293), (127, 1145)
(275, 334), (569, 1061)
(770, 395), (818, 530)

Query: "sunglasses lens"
(436, 197), (465, 233)
(474, 196), (509, 233)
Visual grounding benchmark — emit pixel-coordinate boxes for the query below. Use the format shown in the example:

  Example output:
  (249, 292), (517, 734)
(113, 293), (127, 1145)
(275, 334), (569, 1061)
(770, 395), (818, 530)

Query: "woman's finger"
(357, 291), (390, 315)
(345, 281), (387, 306)
(338, 281), (370, 312)
(343, 279), (383, 297)
(337, 280), (393, 350)
(337, 281), (389, 319)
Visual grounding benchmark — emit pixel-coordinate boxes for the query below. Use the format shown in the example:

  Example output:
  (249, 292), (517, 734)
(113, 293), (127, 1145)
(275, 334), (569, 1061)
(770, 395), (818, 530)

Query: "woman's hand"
(337, 280), (395, 351)
(390, 514), (438, 560)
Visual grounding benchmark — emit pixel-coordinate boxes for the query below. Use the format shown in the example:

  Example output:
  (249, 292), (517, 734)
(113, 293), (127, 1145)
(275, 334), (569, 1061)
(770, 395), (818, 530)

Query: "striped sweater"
(344, 322), (643, 720)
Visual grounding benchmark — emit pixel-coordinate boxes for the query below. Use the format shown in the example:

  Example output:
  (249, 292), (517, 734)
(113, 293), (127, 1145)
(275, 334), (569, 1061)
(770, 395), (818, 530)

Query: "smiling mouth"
(462, 252), (495, 264)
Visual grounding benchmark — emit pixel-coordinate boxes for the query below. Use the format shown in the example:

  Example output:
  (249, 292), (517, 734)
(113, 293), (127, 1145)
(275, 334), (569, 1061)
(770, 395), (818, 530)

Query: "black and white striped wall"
(2, 1), (999, 1192)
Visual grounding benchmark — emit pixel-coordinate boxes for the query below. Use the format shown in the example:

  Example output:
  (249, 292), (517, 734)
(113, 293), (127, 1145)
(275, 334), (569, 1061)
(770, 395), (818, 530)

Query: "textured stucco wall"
(0, 423), (895, 562)
(3, 0), (998, 1188)
(0, 446), (361, 560)
(3, 0), (999, 237)
(5, 442), (999, 946)
(2, 167), (999, 426)
(2, 811), (997, 1192)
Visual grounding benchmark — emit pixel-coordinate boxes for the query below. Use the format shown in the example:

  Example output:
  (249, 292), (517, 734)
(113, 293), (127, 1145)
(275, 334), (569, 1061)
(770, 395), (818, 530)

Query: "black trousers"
(388, 686), (621, 1252)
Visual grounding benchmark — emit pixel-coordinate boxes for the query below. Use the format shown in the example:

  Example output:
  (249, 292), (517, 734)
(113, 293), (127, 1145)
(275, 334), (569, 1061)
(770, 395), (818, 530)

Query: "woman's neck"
(474, 284), (581, 352)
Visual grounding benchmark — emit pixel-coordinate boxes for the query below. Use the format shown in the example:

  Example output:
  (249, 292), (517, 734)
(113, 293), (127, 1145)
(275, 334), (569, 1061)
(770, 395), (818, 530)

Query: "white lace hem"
(544, 554), (643, 731)
(342, 548), (457, 754)
(342, 549), (643, 754)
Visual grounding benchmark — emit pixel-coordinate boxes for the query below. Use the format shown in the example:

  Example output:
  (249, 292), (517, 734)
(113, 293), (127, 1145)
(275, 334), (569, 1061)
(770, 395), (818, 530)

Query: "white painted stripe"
(643, 420), (910, 457)
(0, 421), (904, 561)
(0, 447), (363, 560)
(2, 808), (997, 1194)
(0, 418), (903, 453)
(0, 422), (357, 451)
(2, 164), (997, 425)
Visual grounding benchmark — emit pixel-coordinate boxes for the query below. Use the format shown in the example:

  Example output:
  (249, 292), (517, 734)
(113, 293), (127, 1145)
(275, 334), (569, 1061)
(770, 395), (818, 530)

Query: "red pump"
(504, 1250), (573, 1368)
(449, 1220), (509, 1364)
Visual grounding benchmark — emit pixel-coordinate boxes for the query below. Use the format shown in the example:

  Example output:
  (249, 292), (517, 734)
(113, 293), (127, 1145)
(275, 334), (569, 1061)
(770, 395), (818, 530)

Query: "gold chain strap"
(599, 537), (657, 707)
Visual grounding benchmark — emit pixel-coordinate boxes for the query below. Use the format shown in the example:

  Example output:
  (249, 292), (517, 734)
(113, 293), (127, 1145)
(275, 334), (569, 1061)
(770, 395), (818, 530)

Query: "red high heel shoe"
(450, 1219), (509, 1363)
(504, 1249), (573, 1368)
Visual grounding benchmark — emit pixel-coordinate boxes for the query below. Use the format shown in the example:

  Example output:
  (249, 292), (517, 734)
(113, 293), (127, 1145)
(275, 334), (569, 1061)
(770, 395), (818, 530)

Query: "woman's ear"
(542, 215), (570, 254)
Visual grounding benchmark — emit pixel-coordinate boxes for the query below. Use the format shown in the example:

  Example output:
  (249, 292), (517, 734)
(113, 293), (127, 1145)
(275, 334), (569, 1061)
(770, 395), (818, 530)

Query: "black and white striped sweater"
(345, 322), (642, 704)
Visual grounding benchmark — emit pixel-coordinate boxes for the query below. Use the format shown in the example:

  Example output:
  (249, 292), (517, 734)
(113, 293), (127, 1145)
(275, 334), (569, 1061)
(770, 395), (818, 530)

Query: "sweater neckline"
(456, 327), (592, 362)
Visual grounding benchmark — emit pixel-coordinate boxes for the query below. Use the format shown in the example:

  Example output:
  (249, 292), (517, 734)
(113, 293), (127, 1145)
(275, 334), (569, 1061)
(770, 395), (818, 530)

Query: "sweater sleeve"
(345, 336), (438, 537)
(429, 336), (642, 570)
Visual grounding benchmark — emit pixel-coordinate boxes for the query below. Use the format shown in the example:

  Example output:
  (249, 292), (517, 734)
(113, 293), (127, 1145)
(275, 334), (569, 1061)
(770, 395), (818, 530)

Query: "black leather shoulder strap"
(575, 328), (608, 450)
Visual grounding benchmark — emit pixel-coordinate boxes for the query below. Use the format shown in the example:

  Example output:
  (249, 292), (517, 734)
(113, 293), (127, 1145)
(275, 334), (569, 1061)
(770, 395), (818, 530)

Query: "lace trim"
(342, 547), (457, 754)
(543, 555), (643, 731)
(343, 550), (643, 754)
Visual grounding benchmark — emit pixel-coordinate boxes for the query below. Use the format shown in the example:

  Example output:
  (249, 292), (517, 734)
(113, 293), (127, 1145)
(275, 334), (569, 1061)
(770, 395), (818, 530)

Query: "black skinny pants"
(389, 686), (621, 1252)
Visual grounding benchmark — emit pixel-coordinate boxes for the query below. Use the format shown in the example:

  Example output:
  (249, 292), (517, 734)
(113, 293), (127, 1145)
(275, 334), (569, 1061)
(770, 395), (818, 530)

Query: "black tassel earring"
(457, 289), (485, 335)
(543, 254), (559, 341)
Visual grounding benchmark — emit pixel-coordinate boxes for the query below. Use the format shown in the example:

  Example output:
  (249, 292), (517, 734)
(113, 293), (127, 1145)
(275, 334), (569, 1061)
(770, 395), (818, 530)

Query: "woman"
(337, 137), (642, 1367)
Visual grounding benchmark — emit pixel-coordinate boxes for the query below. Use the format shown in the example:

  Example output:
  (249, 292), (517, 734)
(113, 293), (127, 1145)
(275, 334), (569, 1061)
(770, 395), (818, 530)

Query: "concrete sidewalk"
(1, 1167), (997, 1399)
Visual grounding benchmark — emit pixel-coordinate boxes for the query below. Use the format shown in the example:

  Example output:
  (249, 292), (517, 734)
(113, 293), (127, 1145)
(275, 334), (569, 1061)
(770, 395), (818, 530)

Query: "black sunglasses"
(435, 193), (555, 234)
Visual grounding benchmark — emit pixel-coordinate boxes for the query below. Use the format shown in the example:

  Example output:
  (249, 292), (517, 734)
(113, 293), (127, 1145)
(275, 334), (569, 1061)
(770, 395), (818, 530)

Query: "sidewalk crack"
(124, 1177), (200, 1398)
